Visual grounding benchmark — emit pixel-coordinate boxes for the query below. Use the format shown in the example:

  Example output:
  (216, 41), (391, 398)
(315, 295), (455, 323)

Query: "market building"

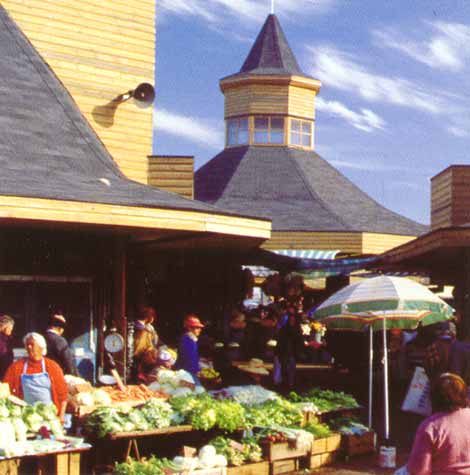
(195, 14), (427, 262)
(0, 2), (271, 379)
(379, 165), (470, 336)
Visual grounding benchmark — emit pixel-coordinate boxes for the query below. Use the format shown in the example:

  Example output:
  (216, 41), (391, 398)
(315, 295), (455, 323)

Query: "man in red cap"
(174, 314), (204, 384)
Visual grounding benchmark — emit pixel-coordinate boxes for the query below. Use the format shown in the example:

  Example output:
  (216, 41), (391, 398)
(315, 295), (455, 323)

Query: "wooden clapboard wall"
(431, 166), (470, 231)
(2, 0), (155, 184)
(148, 156), (194, 199)
(262, 231), (415, 255)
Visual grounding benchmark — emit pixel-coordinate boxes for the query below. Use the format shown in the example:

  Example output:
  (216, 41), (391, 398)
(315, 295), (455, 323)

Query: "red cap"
(185, 315), (204, 329)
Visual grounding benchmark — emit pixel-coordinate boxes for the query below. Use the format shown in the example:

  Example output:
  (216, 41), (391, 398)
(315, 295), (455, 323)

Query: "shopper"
(407, 373), (470, 474)
(45, 311), (78, 376)
(3, 332), (67, 422)
(275, 311), (304, 391)
(0, 315), (14, 380)
(424, 321), (455, 382)
(175, 314), (204, 384)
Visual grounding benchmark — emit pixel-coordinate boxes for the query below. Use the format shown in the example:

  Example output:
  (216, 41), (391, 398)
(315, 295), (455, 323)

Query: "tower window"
(227, 118), (249, 146)
(291, 119), (312, 148)
(254, 116), (285, 144)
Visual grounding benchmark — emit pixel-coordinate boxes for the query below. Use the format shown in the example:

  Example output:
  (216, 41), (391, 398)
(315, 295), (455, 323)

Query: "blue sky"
(153, 1), (470, 225)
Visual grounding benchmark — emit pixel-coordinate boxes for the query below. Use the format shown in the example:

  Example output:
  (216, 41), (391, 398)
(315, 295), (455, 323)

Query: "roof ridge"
(288, 148), (349, 229)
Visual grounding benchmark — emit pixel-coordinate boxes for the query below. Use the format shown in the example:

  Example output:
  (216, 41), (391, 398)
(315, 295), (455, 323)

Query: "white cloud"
(316, 97), (385, 132)
(328, 159), (421, 173)
(158, 0), (335, 26)
(374, 22), (470, 71)
(308, 45), (445, 114)
(153, 108), (223, 149)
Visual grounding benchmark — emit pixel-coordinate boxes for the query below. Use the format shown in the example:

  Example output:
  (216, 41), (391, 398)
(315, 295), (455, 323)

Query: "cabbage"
(199, 445), (216, 460)
(12, 418), (27, 442)
(92, 389), (112, 406)
(0, 420), (16, 448)
(170, 387), (193, 398)
(34, 402), (57, 421)
(214, 454), (228, 467)
(23, 411), (43, 433)
(0, 401), (9, 419)
(74, 392), (94, 407)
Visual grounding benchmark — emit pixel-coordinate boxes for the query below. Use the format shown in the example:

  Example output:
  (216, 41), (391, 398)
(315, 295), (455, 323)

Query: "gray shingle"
(195, 146), (428, 235)
(0, 6), (258, 220)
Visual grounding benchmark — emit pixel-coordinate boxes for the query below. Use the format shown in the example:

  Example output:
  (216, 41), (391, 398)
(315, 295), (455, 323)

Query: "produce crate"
(341, 431), (376, 456)
(311, 433), (341, 455)
(0, 459), (18, 475)
(303, 451), (340, 470)
(260, 441), (307, 462)
(227, 461), (269, 475)
(270, 459), (298, 475)
(177, 469), (227, 475)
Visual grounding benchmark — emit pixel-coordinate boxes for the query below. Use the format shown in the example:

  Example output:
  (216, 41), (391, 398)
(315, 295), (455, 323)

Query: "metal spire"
(271, 0), (275, 14)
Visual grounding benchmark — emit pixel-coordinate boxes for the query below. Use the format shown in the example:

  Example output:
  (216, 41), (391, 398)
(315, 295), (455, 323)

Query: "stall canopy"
(243, 249), (379, 278)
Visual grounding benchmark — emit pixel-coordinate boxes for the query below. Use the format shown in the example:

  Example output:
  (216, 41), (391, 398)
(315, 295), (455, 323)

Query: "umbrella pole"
(383, 317), (390, 441)
(368, 324), (373, 428)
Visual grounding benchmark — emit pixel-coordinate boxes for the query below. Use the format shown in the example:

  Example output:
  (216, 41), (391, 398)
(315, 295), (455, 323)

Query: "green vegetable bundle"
(115, 456), (177, 475)
(83, 398), (173, 438)
(302, 419), (331, 438)
(288, 389), (358, 412)
(209, 436), (262, 466)
(244, 399), (303, 429)
(170, 394), (246, 432)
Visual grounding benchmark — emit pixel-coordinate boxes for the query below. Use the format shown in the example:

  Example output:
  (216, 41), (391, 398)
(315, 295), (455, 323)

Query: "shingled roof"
(0, 6), (255, 219)
(195, 146), (427, 236)
(224, 14), (310, 78)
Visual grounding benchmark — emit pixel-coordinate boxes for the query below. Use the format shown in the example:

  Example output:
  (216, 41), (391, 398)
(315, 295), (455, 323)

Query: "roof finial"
(271, 0), (275, 14)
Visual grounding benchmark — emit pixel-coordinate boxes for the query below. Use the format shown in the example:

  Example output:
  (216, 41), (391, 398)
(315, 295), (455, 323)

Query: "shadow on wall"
(92, 99), (121, 128)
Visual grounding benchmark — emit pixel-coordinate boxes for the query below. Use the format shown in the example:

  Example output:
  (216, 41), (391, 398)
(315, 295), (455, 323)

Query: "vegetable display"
(289, 389), (359, 412)
(115, 456), (178, 475)
(170, 394), (246, 432)
(244, 399), (303, 429)
(83, 398), (173, 438)
(210, 436), (262, 466)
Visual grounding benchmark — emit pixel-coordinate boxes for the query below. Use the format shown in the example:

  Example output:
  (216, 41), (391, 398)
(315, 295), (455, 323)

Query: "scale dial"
(104, 332), (124, 353)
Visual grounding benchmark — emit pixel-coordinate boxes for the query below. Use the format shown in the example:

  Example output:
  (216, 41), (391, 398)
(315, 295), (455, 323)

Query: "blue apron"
(21, 359), (53, 405)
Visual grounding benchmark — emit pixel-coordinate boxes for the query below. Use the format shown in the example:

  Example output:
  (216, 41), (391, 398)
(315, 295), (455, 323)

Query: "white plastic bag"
(401, 366), (432, 416)
(394, 464), (409, 475)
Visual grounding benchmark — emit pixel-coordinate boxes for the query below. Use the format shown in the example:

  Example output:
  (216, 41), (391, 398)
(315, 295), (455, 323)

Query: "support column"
(112, 236), (127, 381)
(462, 249), (470, 339)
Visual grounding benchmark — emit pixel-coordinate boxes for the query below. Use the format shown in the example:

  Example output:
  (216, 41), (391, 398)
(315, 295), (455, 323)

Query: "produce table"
(0, 444), (91, 475)
(106, 425), (193, 461)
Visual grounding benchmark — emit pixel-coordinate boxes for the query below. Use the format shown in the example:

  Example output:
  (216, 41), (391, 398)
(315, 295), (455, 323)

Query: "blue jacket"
(175, 333), (200, 375)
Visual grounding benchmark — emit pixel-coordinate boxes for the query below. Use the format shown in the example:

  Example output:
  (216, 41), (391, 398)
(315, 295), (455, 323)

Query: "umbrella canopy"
(314, 275), (454, 331)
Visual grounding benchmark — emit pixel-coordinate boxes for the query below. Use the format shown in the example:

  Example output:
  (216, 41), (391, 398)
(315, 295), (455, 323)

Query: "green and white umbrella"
(315, 275), (453, 331)
(314, 276), (454, 441)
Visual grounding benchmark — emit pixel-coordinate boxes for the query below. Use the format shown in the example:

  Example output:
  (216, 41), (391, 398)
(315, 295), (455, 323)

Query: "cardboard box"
(342, 431), (376, 456)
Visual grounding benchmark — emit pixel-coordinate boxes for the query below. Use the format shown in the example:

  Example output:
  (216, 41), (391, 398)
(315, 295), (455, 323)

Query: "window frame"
(290, 119), (313, 149)
(226, 118), (249, 146)
(253, 116), (285, 145)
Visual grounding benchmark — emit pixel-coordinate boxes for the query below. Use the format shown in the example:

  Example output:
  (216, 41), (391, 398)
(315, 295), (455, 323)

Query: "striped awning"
(273, 249), (340, 259)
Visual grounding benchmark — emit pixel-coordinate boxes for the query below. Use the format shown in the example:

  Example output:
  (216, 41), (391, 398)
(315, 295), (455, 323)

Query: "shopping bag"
(401, 366), (432, 416)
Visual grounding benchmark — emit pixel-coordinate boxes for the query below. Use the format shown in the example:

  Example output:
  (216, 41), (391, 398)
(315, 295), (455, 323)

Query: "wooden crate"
(227, 461), (269, 475)
(260, 442), (307, 462)
(270, 459), (298, 475)
(311, 433), (341, 455)
(0, 460), (18, 475)
(304, 451), (339, 469)
(342, 431), (376, 456)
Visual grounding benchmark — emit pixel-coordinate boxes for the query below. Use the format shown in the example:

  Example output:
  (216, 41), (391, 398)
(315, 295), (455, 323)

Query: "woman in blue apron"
(3, 332), (68, 423)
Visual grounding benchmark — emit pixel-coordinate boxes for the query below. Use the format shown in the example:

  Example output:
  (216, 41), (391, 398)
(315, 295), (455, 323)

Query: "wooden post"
(112, 236), (127, 382)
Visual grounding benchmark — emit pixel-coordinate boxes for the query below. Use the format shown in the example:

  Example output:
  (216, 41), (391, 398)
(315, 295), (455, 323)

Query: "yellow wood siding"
(2, 0), (155, 184)
(287, 85), (316, 120)
(0, 196), (271, 240)
(224, 85), (289, 118)
(262, 232), (364, 254)
(361, 233), (416, 254)
(262, 231), (417, 254)
(148, 156), (194, 199)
